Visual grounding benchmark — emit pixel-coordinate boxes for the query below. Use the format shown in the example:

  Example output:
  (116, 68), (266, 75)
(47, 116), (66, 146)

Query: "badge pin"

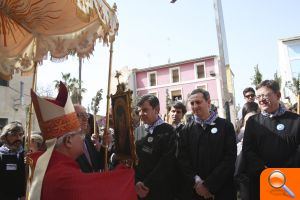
(6, 164), (17, 171)
(276, 124), (285, 131)
(211, 127), (218, 134)
(147, 137), (153, 143)
(142, 146), (153, 154)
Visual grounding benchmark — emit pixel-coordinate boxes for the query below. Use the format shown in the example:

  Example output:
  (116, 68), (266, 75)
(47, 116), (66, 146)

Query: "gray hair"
(31, 131), (44, 148)
(55, 129), (82, 148)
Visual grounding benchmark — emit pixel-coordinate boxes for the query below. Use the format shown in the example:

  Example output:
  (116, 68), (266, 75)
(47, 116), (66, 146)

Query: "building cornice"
(279, 35), (300, 42)
(134, 55), (217, 72)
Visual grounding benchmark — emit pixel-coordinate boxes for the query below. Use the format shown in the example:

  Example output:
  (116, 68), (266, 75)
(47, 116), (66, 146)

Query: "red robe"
(31, 151), (137, 200)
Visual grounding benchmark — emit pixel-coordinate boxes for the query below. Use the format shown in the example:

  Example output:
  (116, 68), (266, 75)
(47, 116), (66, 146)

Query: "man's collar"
(0, 144), (23, 154)
(194, 111), (218, 128)
(145, 117), (165, 134)
(261, 103), (287, 118)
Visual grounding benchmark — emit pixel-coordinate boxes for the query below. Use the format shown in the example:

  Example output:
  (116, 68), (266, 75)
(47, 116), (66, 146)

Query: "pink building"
(130, 56), (231, 118)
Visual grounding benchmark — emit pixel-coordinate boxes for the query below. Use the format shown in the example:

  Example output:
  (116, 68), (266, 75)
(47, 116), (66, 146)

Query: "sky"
(37, 0), (300, 115)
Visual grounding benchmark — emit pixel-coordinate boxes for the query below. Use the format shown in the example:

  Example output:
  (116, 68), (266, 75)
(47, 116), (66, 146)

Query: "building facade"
(278, 36), (300, 105)
(0, 74), (35, 130)
(131, 56), (234, 119)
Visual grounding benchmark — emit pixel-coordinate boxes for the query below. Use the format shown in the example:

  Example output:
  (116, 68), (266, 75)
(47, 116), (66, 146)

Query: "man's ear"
(155, 106), (160, 114)
(207, 99), (211, 106)
(276, 92), (281, 100)
(63, 135), (73, 148)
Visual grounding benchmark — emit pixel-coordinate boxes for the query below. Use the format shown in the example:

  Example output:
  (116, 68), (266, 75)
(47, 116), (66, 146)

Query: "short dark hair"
(137, 94), (160, 109)
(190, 88), (210, 101)
(171, 101), (187, 115)
(256, 80), (280, 93)
(243, 87), (255, 97)
(242, 102), (259, 120)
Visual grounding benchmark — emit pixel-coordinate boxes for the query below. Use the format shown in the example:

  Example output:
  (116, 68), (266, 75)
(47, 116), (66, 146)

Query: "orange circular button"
(268, 170), (285, 188)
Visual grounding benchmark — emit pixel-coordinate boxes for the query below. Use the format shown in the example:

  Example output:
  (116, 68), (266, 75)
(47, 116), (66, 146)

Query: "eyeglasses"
(256, 92), (274, 100)
(7, 131), (23, 137)
(245, 94), (255, 99)
(76, 113), (89, 119)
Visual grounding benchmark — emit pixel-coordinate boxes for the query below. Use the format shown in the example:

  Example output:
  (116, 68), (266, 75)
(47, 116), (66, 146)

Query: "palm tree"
(290, 73), (300, 95)
(91, 89), (103, 115)
(287, 73), (300, 114)
(90, 89), (103, 135)
(251, 64), (263, 87)
(274, 71), (282, 89)
(54, 72), (86, 104)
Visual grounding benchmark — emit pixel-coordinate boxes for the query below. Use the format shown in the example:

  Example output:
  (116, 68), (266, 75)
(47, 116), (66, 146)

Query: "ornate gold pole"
(104, 41), (114, 171)
(94, 113), (98, 137)
(25, 61), (38, 200)
(27, 62), (37, 150)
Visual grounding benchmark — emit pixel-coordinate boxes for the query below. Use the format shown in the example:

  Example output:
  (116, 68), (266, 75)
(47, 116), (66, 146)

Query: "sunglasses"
(245, 94), (255, 98)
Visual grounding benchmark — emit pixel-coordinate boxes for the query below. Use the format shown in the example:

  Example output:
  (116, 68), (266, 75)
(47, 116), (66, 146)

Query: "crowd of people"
(0, 79), (299, 200)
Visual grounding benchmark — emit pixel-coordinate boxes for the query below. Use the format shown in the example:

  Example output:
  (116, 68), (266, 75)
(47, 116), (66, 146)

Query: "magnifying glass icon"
(268, 170), (295, 198)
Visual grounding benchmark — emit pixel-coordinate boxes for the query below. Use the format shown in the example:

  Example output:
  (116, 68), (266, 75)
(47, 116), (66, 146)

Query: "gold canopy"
(0, 0), (119, 80)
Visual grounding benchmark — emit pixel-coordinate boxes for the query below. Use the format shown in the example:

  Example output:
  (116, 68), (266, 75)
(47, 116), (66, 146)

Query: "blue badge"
(211, 127), (218, 134)
(276, 124), (285, 131)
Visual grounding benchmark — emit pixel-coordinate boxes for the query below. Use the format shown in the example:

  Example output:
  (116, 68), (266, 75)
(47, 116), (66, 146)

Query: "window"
(0, 78), (9, 87)
(0, 118), (8, 131)
(171, 90), (182, 101)
(170, 68), (180, 83)
(148, 72), (157, 87)
(195, 63), (205, 79)
(288, 44), (300, 75)
(197, 85), (207, 90)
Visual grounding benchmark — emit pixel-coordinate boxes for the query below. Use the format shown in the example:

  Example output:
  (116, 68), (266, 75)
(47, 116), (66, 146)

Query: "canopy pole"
(94, 113), (98, 136)
(104, 41), (114, 171)
(297, 94), (300, 115)
(79, 58), (82, 105)
(25, 61), (38, 200)
(27, 62), (38, 149)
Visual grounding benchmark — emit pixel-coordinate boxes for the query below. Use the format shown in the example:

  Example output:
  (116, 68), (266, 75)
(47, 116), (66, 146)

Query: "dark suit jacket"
(135, 123), (177, 200)
(76, 134), (104, 173)
(178, 118), (237, 200)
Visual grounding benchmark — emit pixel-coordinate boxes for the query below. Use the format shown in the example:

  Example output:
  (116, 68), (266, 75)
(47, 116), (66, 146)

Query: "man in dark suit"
(74, 104), (104, 172)
(0, 121), (26, 199)
(178, 88), (237, 200)
(135, 95), (177, 200)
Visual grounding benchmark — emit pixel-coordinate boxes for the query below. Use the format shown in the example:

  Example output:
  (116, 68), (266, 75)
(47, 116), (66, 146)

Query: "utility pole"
(213, 0), (231, 120)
